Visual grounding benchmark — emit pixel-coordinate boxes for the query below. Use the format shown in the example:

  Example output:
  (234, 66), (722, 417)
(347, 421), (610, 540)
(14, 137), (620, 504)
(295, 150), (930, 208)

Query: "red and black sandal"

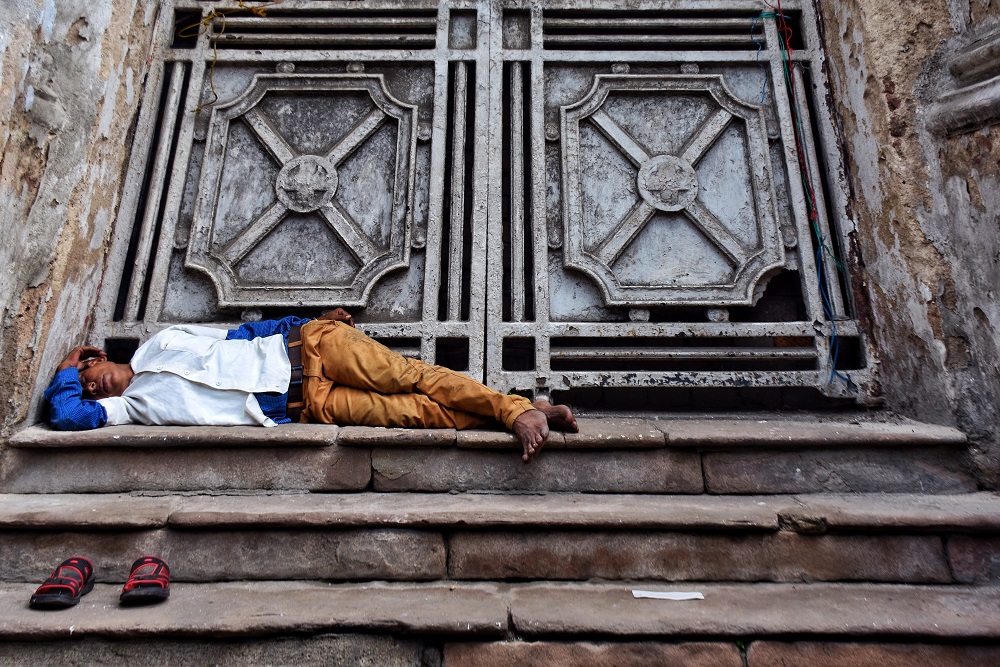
(120, 556), (170, 606)
(29, 556), (95, 610)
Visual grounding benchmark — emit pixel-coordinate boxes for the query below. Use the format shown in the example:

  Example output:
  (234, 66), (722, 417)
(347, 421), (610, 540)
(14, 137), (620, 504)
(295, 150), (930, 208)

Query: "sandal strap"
(123, 557), (170, 592)
(34, 557), (94, 597)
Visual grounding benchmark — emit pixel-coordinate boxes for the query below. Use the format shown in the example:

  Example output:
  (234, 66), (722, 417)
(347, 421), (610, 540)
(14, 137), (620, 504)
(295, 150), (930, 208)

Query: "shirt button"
(157, 365), (163, 370)
(216, 381), (222, 386)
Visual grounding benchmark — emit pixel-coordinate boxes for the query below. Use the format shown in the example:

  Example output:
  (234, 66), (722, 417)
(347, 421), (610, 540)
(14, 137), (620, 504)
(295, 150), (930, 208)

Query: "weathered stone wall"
(0, 0), (158, 436)
(817, 0), (1000, 486)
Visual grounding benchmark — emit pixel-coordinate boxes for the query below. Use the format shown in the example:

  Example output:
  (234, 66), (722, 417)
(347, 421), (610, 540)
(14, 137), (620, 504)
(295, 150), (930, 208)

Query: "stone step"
(1, 414), (974, 494)
(2, 581), (998, 644)
(2, 492), (998, 585)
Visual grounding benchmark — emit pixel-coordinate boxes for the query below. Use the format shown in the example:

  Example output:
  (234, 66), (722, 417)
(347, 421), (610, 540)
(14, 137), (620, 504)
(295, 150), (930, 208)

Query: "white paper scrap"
(632, 590), (704, 601)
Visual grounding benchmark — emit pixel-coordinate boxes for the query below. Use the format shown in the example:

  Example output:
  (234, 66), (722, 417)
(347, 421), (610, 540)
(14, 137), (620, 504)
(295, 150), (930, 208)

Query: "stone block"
(372, 448), (703, 493)
(167, 492), (778, 531)
(0, 494), (172, 529)
(561, 418), (665, 448)
(948, 536), (1000, 584)
(338, 426), (456, 447)
(664, 418), (967, 448)
(703, 448), (976, 494)
(9, 424), (339, 448)
(747, 641), (1000, 667)
(508, 582), (1000, 638)
(444, 641), (741, 667)
(449, 532), (950, 583)
(781, 492), (1000, 532)
(0, 446), (371, 493)
(0, 635), (427, 667)
(0, 581), (509, 639)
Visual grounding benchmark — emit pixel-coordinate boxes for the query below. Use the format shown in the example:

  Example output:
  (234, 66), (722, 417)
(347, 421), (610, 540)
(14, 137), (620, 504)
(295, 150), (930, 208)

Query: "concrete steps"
(2, 492), (998, 585)
(2, 415), (974, 493)
(1, 412), (994, 664)
(1, 581), (999, 664)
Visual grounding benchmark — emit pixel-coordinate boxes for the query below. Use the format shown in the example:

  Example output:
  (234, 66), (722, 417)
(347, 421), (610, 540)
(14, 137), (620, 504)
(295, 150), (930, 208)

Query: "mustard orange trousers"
(299, 320), (533, 429)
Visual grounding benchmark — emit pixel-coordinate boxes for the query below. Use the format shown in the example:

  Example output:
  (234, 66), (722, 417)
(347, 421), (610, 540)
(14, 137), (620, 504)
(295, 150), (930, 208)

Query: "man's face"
(79, 359), (132, 399)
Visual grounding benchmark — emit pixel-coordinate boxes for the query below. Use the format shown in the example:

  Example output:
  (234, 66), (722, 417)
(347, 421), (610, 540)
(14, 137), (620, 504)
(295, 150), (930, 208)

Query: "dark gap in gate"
(437, 62), (457, 321)
(500, 61), (513, 323)
(137, 65), (190, 321)
(460, 64), (476, 322)
(521, 61), (536, 322)
(114, 66), (178, 321)
(171, 10), (201, 49)
(553, 386), (854, 412)
(436, 337), (470, 372)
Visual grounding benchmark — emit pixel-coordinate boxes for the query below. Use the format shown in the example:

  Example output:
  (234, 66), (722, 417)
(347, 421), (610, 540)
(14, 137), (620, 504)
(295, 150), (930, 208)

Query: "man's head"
(79, 357), (134, 399)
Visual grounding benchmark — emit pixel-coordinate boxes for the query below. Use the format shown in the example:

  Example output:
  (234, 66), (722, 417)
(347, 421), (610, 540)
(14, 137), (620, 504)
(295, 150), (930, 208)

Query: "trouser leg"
(302, 380), (493, 429)
(300, 319), (533, 429)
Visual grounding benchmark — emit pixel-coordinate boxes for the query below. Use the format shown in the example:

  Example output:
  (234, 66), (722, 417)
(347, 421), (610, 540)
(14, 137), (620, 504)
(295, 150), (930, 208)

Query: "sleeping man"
(45, 309), (577, 462)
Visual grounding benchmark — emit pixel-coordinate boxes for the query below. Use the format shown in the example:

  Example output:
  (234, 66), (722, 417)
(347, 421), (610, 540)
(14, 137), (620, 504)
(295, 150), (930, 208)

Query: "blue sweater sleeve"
(226, 315), (311, 342)
(44, 367), (108, 430)
(227, 316), (311, 425)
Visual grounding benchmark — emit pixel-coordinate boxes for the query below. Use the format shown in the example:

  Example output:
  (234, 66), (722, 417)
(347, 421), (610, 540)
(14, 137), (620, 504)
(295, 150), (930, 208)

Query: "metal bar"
(506, 369), (840, 390)
(528, 6), (552, 386)
(764, 18), (825, 323)
(212, 34), (437, 47)
(497, 320), (860, 338)
(550, 347), (818, 360)
(792, 67), (847, 317)
(218, 17), (439, 29)
(142, 31), (212, 330)
(124, 62), (186, 321)
(418, 11), (451, 351)
(509, 60), (526, 322)
(91, 30), (170, 333)
(447, 61), (469, 321)
(543, 34), (767, 45)
(543, 18), (766, 30)
(188, 48), (815, 63)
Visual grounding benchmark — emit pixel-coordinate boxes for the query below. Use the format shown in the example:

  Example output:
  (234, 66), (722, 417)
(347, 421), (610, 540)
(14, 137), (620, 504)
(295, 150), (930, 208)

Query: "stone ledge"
(8, 424), (340, 449)
(663, 418), (967, 448)
(1, 581), (997, 641)
(3, 492), (998, 532)
(8, 414), (966, 451)
(510, 582), (1000, 639)
(0, 581), (508, 640)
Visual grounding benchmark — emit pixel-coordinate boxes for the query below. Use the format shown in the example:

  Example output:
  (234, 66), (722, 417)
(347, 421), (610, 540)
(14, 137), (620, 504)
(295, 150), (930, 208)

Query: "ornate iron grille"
(93, 0), (875, 407)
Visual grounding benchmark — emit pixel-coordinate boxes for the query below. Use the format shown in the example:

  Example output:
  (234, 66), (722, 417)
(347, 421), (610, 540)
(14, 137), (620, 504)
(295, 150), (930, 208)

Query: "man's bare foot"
(513, 409), (549, 463)
(532, 400), (579, 433)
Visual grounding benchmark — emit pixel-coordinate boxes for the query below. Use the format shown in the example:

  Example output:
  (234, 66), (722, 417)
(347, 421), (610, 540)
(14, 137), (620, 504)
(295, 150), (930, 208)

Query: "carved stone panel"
(561, 74), (783, 306)
(188, 74), (417, 307)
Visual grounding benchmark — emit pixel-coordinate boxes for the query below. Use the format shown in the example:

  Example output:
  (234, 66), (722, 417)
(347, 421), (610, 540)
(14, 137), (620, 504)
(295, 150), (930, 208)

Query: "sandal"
(29, 556), (95, 610)
(119, 556), (170, 606)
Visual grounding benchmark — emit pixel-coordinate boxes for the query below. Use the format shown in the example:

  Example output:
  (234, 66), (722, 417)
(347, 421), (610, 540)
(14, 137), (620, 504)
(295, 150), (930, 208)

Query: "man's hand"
(318, 308), (355, 327)
(57, 346), (106, 372)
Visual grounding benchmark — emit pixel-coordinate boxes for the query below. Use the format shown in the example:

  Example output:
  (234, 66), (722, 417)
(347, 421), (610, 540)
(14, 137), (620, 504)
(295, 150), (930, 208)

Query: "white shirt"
(98, 325), (291, 427)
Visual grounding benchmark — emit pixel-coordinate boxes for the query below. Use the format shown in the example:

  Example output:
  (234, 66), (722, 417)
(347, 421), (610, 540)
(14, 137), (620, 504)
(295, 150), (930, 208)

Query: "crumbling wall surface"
(0, 0), (158, 436)
(817, 0), (1000, 487)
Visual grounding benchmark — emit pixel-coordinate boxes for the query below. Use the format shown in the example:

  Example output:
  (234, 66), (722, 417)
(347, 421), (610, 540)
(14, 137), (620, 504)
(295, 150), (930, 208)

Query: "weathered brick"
(449, 531), (950, 583)
(372, 448), (703, 492)
(948, 536), (1000, 583)
(444, 641), (741, 667)
(703, 448), (975, 494)
(748, 641), (1000, 667)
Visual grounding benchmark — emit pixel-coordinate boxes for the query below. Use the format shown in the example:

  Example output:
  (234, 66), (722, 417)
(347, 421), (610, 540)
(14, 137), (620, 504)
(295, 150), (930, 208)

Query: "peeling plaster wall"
(817, 0), (1000, 486)
(0, 0), (159, 436)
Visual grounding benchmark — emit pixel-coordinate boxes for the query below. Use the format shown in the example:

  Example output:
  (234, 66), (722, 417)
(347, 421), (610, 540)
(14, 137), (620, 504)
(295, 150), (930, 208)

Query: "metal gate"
(94, 0), (874, 405)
